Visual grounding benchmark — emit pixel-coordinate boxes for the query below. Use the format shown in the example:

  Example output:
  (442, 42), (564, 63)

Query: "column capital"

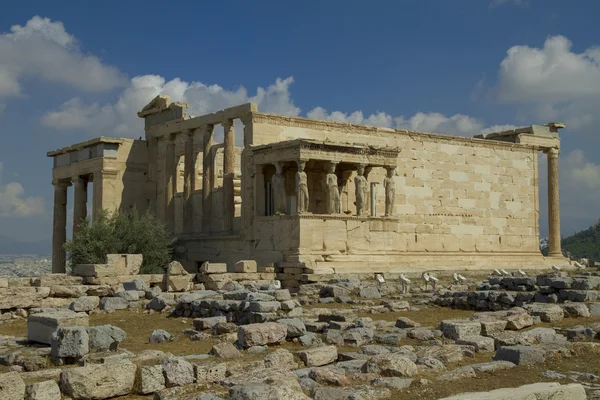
(72, 175), (87, 185)
(52, 179), (71, 189)
(546, 147), (560, 157)
(222, 118), (234, 130)
(183, 128), (193, 137)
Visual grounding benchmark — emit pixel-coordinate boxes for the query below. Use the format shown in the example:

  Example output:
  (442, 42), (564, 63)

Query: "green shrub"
(65, 208), (175, 274)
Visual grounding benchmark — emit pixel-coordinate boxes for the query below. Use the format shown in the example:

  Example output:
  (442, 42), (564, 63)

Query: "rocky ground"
(0, 271), (599, 399)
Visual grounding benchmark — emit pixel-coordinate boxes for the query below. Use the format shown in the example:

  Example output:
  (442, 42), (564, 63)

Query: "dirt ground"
(2, 306), (600, 399)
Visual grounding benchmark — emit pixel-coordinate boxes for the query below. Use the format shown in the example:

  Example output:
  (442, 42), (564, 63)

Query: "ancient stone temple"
(48, 96), (569, 284)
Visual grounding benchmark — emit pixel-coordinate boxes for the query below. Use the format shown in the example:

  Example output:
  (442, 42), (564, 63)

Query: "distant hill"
(543, 220), (600, 260)
(0, 236), (51, 256)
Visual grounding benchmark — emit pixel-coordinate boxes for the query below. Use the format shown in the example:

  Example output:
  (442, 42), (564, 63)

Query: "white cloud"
(306, 107), (490, 137)
(0, 16), (126, 99)
(0, 162), (45, 217)
(395, 112), (484, 136)
(42, 75), (301, 137)
(495, 35), (600, 131)
(306, 107), (394, 128)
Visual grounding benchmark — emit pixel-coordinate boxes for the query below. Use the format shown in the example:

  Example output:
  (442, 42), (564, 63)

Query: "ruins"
(48, 96), (569, 285)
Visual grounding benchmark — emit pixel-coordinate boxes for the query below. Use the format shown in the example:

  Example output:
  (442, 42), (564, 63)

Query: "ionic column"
(547, 148), (562, 256)
(52, 180), (70, 273)
(72, 176), (88, 236)
(165, 135), (176, 233)
(183, 130), (195, 234)
(202, 125), (214, 233)
(223, 119), (235, 232)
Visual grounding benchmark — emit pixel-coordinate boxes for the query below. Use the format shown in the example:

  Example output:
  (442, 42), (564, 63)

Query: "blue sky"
(1, 0), (599, 248)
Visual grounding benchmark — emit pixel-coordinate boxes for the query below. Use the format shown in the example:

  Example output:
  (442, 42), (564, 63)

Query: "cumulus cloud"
(0, 16), (126, 100)
(306, 107), (493, 137)
(0, 162), (45, 217)
(395, 112), (484, 136)
(495, 35), (600, 131)
(42, 75), (301, 137)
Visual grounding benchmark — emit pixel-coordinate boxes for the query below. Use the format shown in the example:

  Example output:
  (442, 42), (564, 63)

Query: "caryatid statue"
(325, 162), (341, 214)
(296, 160), (309, 214)
(384, 166), (396, 217)
(271, 162), (286, 215)
(355, 164), (369, 216)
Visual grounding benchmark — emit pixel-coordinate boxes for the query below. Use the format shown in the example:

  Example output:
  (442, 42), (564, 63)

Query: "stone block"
(588, 302), (600, 316)
(441, 320), (481, 340)
(457, 336), (495, 352)
(480, 320), (507, 336)
(522, 304), (564, 323)
(27, 310), (89, 345)
(49, 285), (89, 298)
(99, 297), (129, 312)
(505, 313), (533, 330)
(26, 380), (61, 400)
(0, 287), (49, 310)
(51, 326), (89, 358)
(72, 264), (115, 278)
(104, 254), (142, 275)
(194, 362), (227, 383)
(31, 275), (83, 287)
(363, 353), (419, 377)
(493, 345), (545, 365)
(167, 275), (191, 292)
(233, 260), (258, 273)
(562, 303), (591, 318)
(88, 325), (127, 351)
(123, 278), (149, 291)
(59, 362), (137, 399)
(0, 371), (26, 400)
(296, 345), (338, 367)
(193, 316), (227, 330)
(69, 296), (100, 312)
(437, 382), (586, 400)
(200, 262), (227, 274)
(163, 359), (194, 388)
(135, 364), (165, 395)
(248, 301), (281, 313)
(238, 322), (288, 347)
(277, 318), (307, 338)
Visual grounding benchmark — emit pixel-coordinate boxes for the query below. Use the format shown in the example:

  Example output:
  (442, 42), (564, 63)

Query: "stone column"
(223, 119), (235, 232)
(147, 137), (159, 215)
(202, 125), (214, 233)
(52, 180), (69, 273)
(72, 176), (88, 236)
(92, 171), (103, 222)
(165, 135), (176, 233)
(547, 148), (562, 257)
(183, 130), (195, 234)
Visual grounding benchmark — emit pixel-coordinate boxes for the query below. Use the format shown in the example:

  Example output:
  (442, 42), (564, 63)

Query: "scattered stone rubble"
(2, 259), (600, 399)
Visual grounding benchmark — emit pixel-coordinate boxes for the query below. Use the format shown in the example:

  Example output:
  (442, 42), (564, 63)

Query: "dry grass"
(0, 311), (217, 355)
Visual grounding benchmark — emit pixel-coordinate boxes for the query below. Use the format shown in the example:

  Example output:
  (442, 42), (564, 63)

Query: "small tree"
(65, 208), (175, 274)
